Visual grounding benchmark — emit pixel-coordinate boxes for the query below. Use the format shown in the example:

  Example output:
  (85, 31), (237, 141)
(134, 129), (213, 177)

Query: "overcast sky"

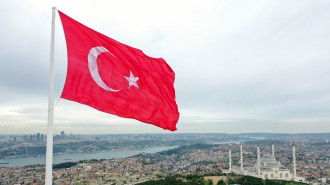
(0, 0), (330, 134)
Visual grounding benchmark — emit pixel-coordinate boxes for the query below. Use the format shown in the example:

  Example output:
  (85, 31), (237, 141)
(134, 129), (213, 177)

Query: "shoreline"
(0, 145), (178, 167)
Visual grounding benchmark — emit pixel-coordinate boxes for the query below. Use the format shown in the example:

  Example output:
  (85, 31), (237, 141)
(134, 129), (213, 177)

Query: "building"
(229, 142), (305, 183)
(61, 131), (65, 140)
(243, 153), (293, 181)
(37, 133), (40, 141)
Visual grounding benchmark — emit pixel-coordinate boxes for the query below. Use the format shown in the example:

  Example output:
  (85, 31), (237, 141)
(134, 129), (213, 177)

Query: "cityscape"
(0, 133), (329, 184)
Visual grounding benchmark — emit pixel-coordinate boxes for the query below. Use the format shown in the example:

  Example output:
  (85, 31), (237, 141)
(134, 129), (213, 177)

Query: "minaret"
(272, 141), (275, 158)
(257, 144), (261, 177)
(293, 142), (296, 181)
(240, 141), (243, 172)
(229, 148), (232, 172)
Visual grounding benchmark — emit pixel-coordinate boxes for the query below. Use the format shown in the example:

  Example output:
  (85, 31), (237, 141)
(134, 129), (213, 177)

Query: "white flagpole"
(46, 6), (57, 185)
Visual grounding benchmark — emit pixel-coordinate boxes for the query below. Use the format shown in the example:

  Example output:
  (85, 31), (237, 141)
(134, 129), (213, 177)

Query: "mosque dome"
(259, 154), (280, 168)
(261, 154), (275, 161)
(268, 161), (278, 166)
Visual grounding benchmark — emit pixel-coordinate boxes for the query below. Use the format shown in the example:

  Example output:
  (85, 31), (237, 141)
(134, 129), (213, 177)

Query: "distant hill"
(158, 143), (217, 155)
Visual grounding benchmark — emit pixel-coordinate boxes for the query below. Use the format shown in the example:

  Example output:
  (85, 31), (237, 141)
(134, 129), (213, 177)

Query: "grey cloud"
(0, 0), (330, 134)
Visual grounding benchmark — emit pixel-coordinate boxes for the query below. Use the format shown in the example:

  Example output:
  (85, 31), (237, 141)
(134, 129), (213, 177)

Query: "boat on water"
(65, 159), (72, 160)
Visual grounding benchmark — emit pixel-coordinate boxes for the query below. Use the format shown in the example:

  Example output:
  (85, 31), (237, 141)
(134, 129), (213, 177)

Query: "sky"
(0, 0), (330, 134)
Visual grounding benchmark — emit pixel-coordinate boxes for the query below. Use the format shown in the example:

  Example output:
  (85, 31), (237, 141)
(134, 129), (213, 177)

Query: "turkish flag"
(58, 11), (179, 131)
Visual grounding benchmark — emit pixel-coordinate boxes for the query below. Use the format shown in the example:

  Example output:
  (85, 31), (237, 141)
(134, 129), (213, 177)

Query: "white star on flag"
(125, 71), (139, 88)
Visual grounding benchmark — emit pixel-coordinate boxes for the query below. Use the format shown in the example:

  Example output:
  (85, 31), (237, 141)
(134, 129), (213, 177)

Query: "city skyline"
(1, 134), (328, 184)
(1, 0), (330, 134)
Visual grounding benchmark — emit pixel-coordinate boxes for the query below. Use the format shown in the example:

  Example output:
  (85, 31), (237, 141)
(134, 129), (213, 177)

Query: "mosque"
(227, 142), (305, 183)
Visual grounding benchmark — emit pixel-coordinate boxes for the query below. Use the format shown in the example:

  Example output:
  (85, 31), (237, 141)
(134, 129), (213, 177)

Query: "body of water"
(0, 146), (177, 167)
(214, 140), (241, 144)
(213, 137), (265, 145)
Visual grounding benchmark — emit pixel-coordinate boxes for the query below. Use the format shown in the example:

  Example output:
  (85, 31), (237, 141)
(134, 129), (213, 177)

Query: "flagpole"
(46, 6), (57, 185)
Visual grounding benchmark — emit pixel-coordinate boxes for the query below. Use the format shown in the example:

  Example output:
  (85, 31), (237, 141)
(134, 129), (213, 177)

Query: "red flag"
(58, 11), (179, 131)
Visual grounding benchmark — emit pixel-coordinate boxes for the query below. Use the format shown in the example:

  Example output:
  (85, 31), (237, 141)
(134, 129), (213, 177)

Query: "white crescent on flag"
(87, 46), (121, 92)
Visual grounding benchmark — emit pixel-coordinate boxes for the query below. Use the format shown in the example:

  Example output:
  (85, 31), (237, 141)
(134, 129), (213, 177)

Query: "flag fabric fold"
(58, 10), (179, 131)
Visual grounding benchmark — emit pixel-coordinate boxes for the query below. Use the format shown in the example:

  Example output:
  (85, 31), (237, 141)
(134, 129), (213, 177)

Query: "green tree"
(217, 179), (225, 185)
(155, 173), (165, 179)
(234, 176), (263, 185)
